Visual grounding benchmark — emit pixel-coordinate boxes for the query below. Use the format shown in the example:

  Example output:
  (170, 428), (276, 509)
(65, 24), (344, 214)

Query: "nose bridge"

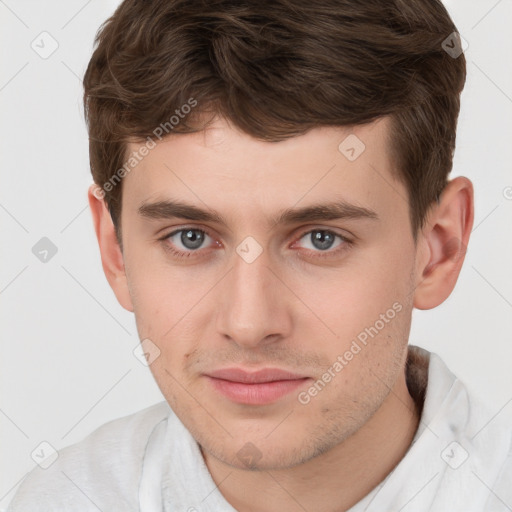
(215, 243), (289, 347)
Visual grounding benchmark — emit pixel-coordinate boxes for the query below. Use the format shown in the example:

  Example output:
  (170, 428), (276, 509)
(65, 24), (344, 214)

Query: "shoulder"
(425, 350), (512, 505)
(7, 401), (172, 512)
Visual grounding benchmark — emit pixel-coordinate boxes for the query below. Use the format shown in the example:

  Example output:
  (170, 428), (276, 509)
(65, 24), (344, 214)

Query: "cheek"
(290, 247), (413, 343)
(299, 300), (411, 423)
(125, 259), (217, 375)
(284, 242), (414, 402)
(125, 244), (207, 328)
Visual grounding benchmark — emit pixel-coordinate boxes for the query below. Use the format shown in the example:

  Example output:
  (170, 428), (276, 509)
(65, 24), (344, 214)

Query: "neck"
(203, 374), (420, 512)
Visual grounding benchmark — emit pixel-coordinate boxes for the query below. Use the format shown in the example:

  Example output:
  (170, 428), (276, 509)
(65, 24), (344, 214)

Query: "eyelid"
(290, 227), (351, 251)
(159, 225), (217, 241)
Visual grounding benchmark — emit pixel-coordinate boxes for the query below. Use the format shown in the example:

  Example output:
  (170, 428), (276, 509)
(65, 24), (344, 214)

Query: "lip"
(205, 368), (311, 405)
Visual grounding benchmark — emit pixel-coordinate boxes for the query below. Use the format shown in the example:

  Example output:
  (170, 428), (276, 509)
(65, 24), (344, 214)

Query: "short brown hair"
(83, 0), (466, 241)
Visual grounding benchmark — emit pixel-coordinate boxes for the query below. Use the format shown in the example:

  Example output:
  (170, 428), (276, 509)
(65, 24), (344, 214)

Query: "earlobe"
(413, 177), (474, 310)
(87, 184), (134, 312)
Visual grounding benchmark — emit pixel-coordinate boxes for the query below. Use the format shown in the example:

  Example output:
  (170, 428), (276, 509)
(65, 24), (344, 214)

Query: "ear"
(413, 176), (474, 310)
(88, 184), (134, 312)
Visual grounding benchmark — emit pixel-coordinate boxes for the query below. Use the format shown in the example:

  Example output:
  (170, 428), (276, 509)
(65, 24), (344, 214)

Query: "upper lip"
(206, 368), (308, 384)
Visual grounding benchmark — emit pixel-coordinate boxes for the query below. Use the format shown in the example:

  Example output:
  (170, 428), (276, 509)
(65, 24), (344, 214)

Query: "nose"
(215, 245), (292, 349)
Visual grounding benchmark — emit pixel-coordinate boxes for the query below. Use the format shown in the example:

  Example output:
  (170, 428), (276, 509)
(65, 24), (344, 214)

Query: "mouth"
(204, 367), (311, 405)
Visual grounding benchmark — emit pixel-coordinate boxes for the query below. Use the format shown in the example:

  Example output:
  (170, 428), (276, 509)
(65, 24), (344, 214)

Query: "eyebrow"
(137, 198), (379, 226)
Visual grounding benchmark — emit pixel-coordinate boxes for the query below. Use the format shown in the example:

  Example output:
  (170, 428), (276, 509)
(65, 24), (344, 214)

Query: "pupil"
(312, 230), (334, 250)
(181, 229), (204, 249)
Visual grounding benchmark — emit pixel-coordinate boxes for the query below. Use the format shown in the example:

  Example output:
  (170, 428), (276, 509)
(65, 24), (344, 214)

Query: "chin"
(200, 430), (340, 472)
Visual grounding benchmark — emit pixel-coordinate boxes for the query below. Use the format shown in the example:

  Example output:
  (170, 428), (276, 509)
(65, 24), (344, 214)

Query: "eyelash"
(158, 226), (353, 261)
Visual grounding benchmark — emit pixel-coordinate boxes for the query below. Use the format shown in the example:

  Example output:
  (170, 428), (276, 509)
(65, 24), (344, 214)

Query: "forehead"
(122, 116), (407, 226)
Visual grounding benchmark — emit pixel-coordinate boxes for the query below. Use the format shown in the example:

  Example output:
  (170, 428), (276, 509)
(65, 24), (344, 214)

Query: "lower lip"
(206, 376), (310, 405)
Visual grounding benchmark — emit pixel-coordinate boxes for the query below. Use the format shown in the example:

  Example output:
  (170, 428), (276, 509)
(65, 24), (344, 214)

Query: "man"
(8, 0), (511, 511)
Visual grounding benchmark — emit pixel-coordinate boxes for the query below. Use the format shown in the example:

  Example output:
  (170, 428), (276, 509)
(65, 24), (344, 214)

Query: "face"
(118, 117), (420, 470)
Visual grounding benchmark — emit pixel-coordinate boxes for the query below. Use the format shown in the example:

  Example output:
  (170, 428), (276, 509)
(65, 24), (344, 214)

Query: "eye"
(292, 229), (350, 257)
(160, 227), (215, 258)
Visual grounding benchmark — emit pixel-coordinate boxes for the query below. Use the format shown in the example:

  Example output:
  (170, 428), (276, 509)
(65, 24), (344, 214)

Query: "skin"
(88, 115), (473, 512)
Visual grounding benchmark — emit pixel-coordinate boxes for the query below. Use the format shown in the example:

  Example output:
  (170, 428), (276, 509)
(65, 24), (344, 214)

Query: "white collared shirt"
(7, 346), (512, 511)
